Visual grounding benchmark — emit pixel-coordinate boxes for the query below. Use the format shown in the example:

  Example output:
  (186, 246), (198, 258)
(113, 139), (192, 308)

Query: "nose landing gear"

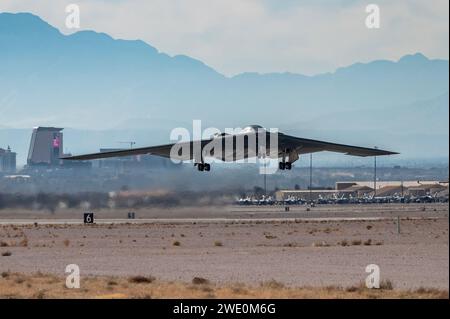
(196, 163), (211, 172)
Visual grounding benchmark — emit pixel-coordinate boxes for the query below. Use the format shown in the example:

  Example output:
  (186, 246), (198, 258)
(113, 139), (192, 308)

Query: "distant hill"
(0, 12), (448, 164)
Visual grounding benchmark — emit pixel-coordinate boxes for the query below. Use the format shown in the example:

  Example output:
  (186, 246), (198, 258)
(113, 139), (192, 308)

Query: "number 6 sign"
(84, 212), (94, 224)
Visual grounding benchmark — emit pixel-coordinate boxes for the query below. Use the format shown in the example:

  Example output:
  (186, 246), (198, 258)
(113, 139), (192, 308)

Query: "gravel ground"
(0, 204), (448, 290)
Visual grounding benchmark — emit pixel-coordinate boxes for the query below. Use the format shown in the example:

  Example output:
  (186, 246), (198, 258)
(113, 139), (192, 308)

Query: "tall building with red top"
(27, 127), (64, 166)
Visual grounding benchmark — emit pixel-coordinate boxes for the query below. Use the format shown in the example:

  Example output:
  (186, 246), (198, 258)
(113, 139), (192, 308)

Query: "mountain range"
(0, 12), (448, 165)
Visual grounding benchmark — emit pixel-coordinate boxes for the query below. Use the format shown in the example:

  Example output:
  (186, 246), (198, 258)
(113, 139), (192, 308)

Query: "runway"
(0, 216), (445, 226)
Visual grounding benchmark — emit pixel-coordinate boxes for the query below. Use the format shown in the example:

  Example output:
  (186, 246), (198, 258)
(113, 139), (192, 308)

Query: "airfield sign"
(83, 212), (94, 224)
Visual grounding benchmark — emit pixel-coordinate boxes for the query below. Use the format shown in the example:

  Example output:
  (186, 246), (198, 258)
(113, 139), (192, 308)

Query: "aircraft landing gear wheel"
(204, 163), (211, 171)
(285, 162), (292, 170)
(279, 162), (286, 170)
(197, 163), (204, 171)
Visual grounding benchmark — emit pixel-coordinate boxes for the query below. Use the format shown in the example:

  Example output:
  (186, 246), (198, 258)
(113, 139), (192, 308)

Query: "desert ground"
(0, 272), (447, 299)
(0, 203), (448, 298)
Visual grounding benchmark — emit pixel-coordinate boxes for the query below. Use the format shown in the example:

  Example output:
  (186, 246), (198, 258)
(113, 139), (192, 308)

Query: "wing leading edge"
(61, 144), (176, 161)
(61, 139), (213, 161)
(279, 134), (398, 157)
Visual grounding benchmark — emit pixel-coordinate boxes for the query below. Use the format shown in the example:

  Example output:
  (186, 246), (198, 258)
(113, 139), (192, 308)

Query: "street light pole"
(309, 153), (313, 204)
(401, 180), (404, 197)
(374, 146), (378, 197)
(264, 155), (267, 196)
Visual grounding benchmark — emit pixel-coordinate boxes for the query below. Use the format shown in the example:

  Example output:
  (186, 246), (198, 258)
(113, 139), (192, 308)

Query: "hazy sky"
(1, 0), (448, 76)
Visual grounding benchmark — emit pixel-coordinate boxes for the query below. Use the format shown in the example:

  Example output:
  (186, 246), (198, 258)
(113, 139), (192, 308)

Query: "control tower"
(27, 127), (64, 166)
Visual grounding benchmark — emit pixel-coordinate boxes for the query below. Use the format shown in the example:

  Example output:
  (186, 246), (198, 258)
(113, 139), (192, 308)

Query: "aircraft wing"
(279, 133), (398, 157)
(62, 141), (200, 161)
(62, 132), (397, 162)
(61, 138), (223, 161)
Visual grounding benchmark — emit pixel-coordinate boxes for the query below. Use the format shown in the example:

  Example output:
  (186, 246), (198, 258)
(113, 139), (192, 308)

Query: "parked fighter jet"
(62, 125), (398, 171)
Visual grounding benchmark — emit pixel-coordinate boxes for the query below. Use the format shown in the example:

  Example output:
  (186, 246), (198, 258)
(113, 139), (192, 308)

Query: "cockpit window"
(241, 125), (265, 134)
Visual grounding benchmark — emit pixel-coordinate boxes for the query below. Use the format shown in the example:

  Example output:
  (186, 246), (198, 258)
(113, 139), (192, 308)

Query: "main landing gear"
(195, 163), (211, 172)
(279, 149), (294, 170)
(279, 161), (292, 170)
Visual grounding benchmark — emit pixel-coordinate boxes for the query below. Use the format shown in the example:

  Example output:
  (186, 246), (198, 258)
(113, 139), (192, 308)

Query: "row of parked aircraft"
(237, 194), (447, 206)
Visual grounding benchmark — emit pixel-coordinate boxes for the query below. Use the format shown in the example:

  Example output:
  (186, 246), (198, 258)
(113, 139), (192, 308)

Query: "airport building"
(0, 146), (17, 173)
(337, 181), (448, 197)
(27, 127), (64, 166)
